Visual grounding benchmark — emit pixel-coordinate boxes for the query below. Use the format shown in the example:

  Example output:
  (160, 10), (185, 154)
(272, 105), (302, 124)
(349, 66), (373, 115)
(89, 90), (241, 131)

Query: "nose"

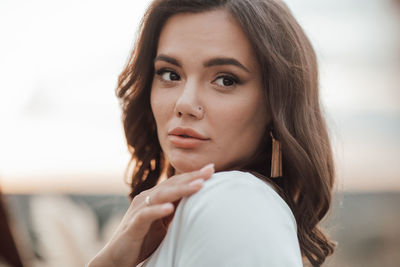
(174, 80), (204, 120)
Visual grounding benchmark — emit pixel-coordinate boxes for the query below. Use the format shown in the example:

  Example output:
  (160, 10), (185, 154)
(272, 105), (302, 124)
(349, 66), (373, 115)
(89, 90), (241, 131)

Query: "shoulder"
(170, 171), (303, 266)
(182, 170), (297, 229)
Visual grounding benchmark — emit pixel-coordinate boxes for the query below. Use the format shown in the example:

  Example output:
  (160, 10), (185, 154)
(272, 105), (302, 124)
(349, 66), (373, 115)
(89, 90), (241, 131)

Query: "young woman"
(88, 0), (336, 266)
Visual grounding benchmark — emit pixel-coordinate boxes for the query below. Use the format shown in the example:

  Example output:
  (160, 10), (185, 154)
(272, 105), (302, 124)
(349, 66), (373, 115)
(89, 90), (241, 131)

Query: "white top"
(140, 170), (303, 267)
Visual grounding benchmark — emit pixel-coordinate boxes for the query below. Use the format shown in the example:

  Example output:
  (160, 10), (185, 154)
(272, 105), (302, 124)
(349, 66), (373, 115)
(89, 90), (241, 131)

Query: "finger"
(151, 179), (205, 205)
(129, 203), (174, 236)
(177, 163), (215, 183)
(139, 164), (214, 207)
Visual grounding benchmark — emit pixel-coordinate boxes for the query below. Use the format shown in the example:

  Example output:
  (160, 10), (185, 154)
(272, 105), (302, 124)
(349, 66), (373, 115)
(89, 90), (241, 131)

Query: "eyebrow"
(154, 55), (182, 67)
(204, 57), (250, 73)
(154, 54), (250, 73)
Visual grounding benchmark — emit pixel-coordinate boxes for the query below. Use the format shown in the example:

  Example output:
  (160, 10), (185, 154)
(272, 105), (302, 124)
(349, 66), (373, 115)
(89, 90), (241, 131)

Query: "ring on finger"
(145, 195), (152, 206)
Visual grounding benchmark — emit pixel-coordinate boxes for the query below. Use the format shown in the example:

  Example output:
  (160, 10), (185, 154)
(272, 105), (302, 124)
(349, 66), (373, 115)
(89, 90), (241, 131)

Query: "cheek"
(150, 93), (161, 124)
(213, 93), (269, 153)
(151, 95), (166, 147)
(220, 96), (268, 133)
(150, 87), (172, 128)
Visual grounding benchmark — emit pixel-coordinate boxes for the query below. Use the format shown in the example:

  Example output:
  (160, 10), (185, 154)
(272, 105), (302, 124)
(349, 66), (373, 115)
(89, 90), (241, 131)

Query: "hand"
(87, 163), (215, 267)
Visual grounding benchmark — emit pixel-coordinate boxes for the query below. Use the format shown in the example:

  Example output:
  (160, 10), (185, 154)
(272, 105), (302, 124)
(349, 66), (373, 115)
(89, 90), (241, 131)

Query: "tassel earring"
(270, 130), (282, 178)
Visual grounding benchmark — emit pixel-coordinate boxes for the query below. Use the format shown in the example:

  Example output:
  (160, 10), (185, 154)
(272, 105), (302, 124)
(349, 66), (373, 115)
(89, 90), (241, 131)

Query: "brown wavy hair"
(116, 0), (336, 265)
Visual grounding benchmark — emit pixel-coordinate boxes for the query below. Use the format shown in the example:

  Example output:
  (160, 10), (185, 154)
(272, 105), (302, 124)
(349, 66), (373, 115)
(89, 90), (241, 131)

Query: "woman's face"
(151, 9), (270, 174)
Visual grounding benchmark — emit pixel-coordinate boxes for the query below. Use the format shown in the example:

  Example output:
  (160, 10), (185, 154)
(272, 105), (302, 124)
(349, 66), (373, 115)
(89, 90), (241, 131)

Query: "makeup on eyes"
(153, 53), (250, 89)
(212, 72), (241, 86)
(155, 69), (242, 89)
(156, 68), (181, 81)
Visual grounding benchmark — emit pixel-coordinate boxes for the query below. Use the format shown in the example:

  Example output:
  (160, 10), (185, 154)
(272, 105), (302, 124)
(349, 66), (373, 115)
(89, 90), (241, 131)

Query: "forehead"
(157, 9), (257, 69)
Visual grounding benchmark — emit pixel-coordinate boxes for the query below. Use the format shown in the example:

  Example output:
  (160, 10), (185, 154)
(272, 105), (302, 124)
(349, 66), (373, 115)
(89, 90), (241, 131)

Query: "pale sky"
(0, 0), (399, 193)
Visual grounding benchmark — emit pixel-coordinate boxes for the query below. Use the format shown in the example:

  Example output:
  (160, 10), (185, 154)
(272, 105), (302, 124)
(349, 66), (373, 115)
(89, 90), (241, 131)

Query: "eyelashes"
(155, 68), (242, 89)
(213, 75), (240, 87)
(155, 68), (181, 82)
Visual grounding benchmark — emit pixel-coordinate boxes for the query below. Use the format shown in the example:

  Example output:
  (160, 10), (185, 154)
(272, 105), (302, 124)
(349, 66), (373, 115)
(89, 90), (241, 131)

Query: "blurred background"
(0, 0), (399, 266)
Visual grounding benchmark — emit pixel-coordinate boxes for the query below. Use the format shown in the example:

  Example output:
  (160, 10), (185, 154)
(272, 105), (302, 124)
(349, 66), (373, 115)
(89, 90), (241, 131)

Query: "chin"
(170, 160), (203, 174)
(168, 154), (211, 174)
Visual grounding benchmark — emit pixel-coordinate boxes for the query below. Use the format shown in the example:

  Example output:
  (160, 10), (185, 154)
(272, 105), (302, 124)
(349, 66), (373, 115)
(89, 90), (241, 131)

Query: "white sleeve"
(173, 171), (303, 267)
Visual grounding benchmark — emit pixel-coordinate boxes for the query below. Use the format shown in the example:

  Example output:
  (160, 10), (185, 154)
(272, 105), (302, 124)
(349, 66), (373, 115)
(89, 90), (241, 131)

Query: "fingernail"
(189, 179), (204, 188)
(162, 203), (174, 211)
(200, 163), (215, 174)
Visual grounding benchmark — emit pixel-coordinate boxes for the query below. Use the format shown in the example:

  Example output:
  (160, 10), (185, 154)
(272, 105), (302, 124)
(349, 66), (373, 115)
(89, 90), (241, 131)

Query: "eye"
(213, 75), (239, 87)
(156, 69), (181, 81)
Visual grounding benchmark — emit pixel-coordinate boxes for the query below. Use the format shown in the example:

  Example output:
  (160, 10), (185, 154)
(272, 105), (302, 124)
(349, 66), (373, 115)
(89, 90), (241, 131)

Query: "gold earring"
(270, 131), (282, 178)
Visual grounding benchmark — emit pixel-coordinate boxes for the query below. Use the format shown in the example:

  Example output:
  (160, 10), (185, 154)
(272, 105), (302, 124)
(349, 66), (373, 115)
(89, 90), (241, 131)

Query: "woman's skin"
(88, 9), (270, 267)
(152, 9), (270, 174)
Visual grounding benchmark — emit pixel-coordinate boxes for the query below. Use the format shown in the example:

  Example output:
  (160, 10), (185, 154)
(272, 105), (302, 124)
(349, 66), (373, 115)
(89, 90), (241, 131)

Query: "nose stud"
(176, 106), (204, 118)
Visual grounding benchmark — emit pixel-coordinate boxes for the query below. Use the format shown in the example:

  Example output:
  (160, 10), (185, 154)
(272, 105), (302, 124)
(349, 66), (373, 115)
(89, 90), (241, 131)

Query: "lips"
(168, 127), (210, 148)
(168, 127), (209, 140)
